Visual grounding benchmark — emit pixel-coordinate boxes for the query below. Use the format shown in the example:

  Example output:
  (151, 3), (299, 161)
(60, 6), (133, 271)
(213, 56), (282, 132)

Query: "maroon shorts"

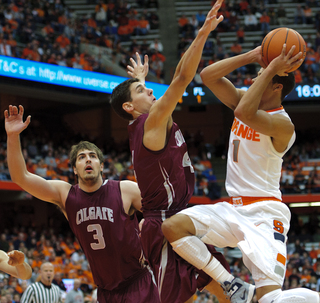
(141, 218), (230, 303)
(97, 268), (160, 303)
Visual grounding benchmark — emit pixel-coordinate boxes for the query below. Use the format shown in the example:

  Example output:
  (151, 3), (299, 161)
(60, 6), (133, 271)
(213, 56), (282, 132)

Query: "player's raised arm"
(234, 44), (302, 139)
(146, 1), (224, 128)
(5, 105), (70, 208)
(200, 46), (265, 110)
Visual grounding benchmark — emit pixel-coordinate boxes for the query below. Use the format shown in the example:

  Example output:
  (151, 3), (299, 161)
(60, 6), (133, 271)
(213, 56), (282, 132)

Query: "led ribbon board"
(0, 55), (169, 99)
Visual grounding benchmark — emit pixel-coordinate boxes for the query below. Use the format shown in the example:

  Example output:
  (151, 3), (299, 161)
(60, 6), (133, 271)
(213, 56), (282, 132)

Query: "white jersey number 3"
(88, 224), (106, 250)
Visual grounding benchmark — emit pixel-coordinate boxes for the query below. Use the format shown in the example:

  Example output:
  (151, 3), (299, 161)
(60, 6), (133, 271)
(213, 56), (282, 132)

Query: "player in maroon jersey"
(4, 105), (160, 303)
(110, 2), (231, 302)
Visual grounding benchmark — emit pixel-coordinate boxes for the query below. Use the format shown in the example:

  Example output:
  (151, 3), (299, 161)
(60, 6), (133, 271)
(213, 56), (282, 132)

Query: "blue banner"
(0, 55), (169, 99)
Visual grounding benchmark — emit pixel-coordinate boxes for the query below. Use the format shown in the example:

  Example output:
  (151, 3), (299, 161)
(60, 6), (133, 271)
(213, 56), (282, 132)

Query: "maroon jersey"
(65, 180), (145, 291)
(128, 114), (207, 303)
(128, 114), (195, 213)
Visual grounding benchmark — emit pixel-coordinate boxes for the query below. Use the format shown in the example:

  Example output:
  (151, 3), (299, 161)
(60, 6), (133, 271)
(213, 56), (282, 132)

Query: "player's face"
(129, 81), (156, 114)
(74, 149), (103, 183)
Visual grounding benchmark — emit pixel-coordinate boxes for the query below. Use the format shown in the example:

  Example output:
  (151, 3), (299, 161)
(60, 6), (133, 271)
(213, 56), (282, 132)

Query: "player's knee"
(161, 217), (177, 242)
(162, 214), (195, 243)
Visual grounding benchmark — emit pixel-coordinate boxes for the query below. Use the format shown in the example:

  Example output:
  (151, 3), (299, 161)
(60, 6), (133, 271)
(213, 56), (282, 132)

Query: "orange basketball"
(261, 27), (306, 72)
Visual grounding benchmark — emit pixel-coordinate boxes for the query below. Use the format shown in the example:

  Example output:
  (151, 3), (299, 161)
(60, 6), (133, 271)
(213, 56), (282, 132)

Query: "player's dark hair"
(110, 78), (140, 120)
(272, 72), (295, 101)
(69, 141), (104, 171)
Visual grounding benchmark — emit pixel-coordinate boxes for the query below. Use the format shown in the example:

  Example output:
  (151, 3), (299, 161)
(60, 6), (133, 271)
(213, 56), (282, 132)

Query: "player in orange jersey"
(162, 45), (320, 303)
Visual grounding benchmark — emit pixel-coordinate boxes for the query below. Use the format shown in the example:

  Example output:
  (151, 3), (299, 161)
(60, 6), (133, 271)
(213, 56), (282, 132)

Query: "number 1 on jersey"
(232, 139), (240, 162)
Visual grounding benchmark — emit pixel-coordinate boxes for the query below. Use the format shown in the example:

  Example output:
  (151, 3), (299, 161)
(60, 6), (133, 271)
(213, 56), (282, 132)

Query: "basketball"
(261, 27), (306, 73)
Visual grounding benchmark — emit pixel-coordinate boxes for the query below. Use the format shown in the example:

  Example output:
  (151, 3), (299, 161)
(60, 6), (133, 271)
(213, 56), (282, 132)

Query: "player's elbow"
(234, 106), (249, 121)
(200, 69), (209, 85)
(10, 170), (29, 188)
(200, 68), (218, 86)
(175, 74), (191, 87)
(18, 266), (32, 280)
(21, 271), (32, 280)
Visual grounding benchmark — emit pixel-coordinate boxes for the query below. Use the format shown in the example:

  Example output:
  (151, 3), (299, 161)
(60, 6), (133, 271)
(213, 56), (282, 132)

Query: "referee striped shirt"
(21, 281), (62, 303)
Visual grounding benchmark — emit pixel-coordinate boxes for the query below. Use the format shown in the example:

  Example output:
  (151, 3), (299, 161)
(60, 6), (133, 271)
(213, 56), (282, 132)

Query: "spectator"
(244, 8), (258, 31)
(238, 0), (249, 15)
(294, 69), (303, 84)
(149, 38), (163, 53)
(236, 26), (245, 44)
(267, 7), (277, 26)
(308, 166), (320, 193)
(294, 5), (306, 25)
(136, 15), (150, 36)
(55, 33), (71, 51)
(148, 11), (159, 30)
(259, 10), (270, 33)
(189, 15), (199, 30)
(304, 5), (313, 25)
(95, 3), (107, 27)
(65, 279), (84, 303)
(293, 166), (308, 194)
(0, 39), (12, 57)
(229, 40), (242, 56)
(178, 14), (189, 33)
(277, 5), (288, 26)
(196, 10), (206, 26)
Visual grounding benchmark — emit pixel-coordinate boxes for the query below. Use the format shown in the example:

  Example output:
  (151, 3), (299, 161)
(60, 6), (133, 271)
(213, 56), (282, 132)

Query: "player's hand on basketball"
(127, 52), (149, 81)
(201, 0), (224, 35)
(4, 105), (31, 135)
(269, 44), (303, 76)
(7, 250), (25, 266)
(251, 46), (267, 68)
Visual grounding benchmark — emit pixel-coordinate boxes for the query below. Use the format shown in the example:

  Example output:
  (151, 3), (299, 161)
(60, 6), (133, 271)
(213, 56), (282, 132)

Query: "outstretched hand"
(4, 105), (31, 136)
(200, 0), (224, 35)
(127, 52), (149, 81)
(269, 44), (303, 76)
(7, 250), (25, 266)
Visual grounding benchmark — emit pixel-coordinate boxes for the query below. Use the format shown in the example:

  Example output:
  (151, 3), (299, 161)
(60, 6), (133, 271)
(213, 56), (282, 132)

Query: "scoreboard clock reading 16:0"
(295, 84), (320, 98)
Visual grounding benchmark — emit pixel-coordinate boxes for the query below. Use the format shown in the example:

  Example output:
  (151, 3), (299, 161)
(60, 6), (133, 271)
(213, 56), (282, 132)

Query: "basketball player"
(161, 45), (320, 303)
(4, 105), (160, 303)
(110, 2), (243, 302)
(0, 249), (31, 280)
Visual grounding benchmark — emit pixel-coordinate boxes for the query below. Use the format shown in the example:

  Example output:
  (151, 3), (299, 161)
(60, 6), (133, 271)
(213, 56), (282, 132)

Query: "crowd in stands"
(0, 0), (319, 86)
(0, 0), (165, 82)
(177, 0), (320, 87)
(280, 128), (320, 195)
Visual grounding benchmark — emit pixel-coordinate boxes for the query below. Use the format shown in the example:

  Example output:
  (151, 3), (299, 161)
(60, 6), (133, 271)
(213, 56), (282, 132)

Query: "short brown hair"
(110, 78), (140, 120)
(69, 141), (104, 169)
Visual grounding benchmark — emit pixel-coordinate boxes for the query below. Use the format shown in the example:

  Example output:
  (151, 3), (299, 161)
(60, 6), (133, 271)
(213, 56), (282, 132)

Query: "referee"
(21, 262), (62, 303)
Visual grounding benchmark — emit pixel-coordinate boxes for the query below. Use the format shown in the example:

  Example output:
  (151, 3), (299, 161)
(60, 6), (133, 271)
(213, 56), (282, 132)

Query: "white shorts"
(179, 201), (291, 287)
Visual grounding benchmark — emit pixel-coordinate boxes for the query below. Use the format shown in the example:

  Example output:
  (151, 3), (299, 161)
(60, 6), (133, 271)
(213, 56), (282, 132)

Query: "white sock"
(171, 236), (234, 283)
(203, 257), (234, 283)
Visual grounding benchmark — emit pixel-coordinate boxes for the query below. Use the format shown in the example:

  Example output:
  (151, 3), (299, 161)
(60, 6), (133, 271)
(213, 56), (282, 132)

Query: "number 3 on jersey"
(88, 224), (106, 250)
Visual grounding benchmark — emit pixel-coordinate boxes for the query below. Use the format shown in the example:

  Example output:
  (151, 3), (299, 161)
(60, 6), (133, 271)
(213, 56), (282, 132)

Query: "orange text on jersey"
(231, 118), (260, 141)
